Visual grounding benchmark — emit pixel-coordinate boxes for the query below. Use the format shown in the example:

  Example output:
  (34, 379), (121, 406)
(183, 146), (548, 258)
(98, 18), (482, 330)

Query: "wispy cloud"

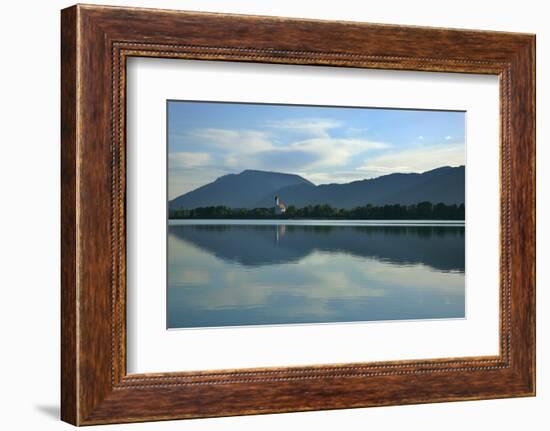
(287, 137), (388, 168)
(185, 128), (273, 153)
(179, 126), (389, 176)
(169, 152), (211, 169)
(265, 118), (342, 138)
(248, 137), (389, 174)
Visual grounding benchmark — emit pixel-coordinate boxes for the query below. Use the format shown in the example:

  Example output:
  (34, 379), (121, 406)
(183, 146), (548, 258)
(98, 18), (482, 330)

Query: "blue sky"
(168, 101), (465, 199)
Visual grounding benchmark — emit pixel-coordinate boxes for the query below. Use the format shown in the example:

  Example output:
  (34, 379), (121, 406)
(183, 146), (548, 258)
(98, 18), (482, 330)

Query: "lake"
(167, 220), (465, 329)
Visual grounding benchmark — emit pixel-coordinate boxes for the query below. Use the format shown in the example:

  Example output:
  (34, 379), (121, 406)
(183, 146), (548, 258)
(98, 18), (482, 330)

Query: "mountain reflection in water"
(168, 222), (465, 329)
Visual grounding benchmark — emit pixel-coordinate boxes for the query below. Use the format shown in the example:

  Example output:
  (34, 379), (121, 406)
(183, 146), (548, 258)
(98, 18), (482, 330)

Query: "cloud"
(255, 138), (389, 172)
(169, 152), (211, 169)
(185, 128), (273, 153)
(445, 135), (452, 140)
(168, 152), (222, 198)
(180, 125), (390, 177)
(265, 118), (342, 138)
(356, 143), (465, 177)
(418, 135), (424, 140)
(172, 128), (276, 181)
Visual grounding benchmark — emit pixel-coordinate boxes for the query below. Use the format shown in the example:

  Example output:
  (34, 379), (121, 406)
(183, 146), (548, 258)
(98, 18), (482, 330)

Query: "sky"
(168, 101), (465, 199)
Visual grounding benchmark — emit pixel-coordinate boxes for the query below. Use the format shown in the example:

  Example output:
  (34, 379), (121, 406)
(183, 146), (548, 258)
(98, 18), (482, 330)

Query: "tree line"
(169, 201), (465, 220)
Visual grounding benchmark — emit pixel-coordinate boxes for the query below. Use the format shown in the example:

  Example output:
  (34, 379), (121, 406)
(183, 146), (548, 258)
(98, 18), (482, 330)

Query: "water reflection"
(168, 223), (465, 329)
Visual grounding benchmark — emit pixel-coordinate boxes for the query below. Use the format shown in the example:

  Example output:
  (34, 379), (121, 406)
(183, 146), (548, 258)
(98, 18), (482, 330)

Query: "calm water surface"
(167, 220), (465, 329)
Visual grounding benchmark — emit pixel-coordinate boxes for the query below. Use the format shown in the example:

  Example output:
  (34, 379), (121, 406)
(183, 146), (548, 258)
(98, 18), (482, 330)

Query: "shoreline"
(168, 219), (465, 226)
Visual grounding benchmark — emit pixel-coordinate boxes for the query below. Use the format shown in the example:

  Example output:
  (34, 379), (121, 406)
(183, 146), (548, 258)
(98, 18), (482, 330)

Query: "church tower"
(274, 195), (286, 215)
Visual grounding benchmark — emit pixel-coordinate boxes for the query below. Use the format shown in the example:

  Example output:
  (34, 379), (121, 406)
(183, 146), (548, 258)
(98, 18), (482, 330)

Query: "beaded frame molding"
(61, 4), (535, 425)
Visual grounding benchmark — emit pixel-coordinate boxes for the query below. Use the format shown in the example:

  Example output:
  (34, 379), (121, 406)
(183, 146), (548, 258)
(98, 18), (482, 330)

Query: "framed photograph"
(61, 4), (535, 425)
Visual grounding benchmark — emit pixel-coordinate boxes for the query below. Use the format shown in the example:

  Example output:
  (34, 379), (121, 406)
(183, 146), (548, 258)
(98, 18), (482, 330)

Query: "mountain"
(169, 166), (465, 210)
(169, 169), (313, 210)
(255, 165), (465, 209)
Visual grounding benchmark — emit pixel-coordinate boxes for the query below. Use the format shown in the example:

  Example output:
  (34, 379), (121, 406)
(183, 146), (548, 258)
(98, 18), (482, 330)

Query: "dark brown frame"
(61, 4), (536, 426)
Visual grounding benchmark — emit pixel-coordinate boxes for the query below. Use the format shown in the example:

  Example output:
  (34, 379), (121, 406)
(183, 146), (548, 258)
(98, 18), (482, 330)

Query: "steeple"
(274, 195), (286, 215)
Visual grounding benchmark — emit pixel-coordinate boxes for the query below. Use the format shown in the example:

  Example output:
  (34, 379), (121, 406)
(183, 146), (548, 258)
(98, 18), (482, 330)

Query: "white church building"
(274, 195), (287, 215)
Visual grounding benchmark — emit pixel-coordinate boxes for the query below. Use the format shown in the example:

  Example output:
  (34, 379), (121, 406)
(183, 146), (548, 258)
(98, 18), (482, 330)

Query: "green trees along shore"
(169, 201), (465, 220)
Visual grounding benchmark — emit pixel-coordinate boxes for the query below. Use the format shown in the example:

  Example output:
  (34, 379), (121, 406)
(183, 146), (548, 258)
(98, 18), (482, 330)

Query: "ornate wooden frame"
(61, 4), (536, 425)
